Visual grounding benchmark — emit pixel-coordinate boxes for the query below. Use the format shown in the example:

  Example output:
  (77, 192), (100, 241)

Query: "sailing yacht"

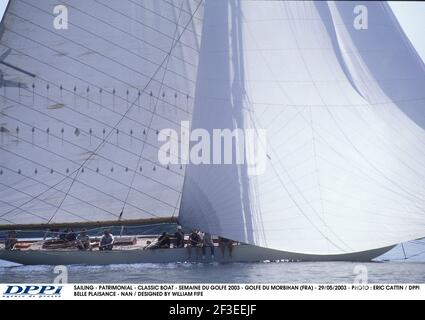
(0, 0), (424, 265)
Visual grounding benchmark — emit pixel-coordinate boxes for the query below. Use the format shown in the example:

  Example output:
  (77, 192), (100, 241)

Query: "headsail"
(179, 1), (425, 254)
(0, 0), (203, 227)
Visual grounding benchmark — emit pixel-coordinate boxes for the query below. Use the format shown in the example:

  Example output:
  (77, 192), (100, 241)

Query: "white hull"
(0, 245), (395, 266)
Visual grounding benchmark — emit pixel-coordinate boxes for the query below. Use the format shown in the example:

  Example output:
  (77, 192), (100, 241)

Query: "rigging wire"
(120, 0), (191, 220)
(61, 0), (200, 69)
(2, 26), (199, 164)
(0, 198), (49, 223)
(19, 0), (203, 224)
(0, 147), (168, 220)
(17, 0), (197, 85)
(6, 41), (192, 132)
(251, 0), (425, 248)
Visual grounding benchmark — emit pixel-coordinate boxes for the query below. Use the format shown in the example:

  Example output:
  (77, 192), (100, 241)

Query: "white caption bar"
(0, 284), (424, 300)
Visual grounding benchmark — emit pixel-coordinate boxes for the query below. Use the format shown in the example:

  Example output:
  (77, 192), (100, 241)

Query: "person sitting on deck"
(76, 229), (91, 251)
(218, 237), (234, 258)
(187, 229), (202, 258)
(143, 240), (153, 250)
(99, 230), (114, 251)
(157, 232), (171, 248)
(202, 232), (215, 259)
(66, 229), (77, 242)
(5, 231), (18, 250)
(174, 226), (185, 248)
(59, 229), (68, 241)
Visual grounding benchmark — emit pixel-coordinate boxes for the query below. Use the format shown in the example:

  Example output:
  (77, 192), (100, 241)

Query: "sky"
(0, 0), (424, 60)
(0, 0), (6, 22)
(388, 1), (425, 61)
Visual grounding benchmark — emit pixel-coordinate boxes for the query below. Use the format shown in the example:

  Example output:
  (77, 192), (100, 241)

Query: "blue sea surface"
(1, 260), (425, 284)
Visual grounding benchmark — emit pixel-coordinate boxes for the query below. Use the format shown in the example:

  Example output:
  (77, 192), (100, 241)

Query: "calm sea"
(1, 243), (424, 283)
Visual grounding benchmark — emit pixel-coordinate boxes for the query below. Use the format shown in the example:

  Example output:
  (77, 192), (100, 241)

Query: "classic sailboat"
(0, 0), (424, 265)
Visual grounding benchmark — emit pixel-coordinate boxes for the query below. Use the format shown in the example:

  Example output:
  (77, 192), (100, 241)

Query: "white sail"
(0, 0), (203, 226)
(180, 0), (425, 254)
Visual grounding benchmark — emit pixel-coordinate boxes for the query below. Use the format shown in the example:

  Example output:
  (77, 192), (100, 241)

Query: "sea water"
(0, 260), (424, 283)
(0, 243), (424, 283)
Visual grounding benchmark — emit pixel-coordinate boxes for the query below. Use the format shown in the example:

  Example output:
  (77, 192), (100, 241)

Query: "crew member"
(5, 231), (18, 250)
(174, 226), (185, 248)
(99, 230), (114, 251)
(202, 232), (215, 258)
(77, 229), (91, 251)
(66, 229), (77, 242)
(218, 237), (233, 258)
(157, 232), (171, 248)
(187, 229), (202, 259)
(59, 229), (68, 241)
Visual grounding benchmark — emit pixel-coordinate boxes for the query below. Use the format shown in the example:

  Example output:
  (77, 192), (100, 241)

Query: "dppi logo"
(3, 285), (63, 298)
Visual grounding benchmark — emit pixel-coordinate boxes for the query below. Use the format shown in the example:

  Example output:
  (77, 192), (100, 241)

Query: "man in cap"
(5, 231), (18, 250)
(174, 225), (185, 248)
(99, 230), (114, 251)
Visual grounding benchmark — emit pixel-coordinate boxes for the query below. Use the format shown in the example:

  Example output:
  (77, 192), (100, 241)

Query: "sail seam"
(120, 0), (190, 220)
(0, 1), (203, 223)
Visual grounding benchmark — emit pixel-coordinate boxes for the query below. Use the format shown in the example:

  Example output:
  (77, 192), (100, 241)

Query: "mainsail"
(180, 1), (425, 254)
(0, 0), (203, 228)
